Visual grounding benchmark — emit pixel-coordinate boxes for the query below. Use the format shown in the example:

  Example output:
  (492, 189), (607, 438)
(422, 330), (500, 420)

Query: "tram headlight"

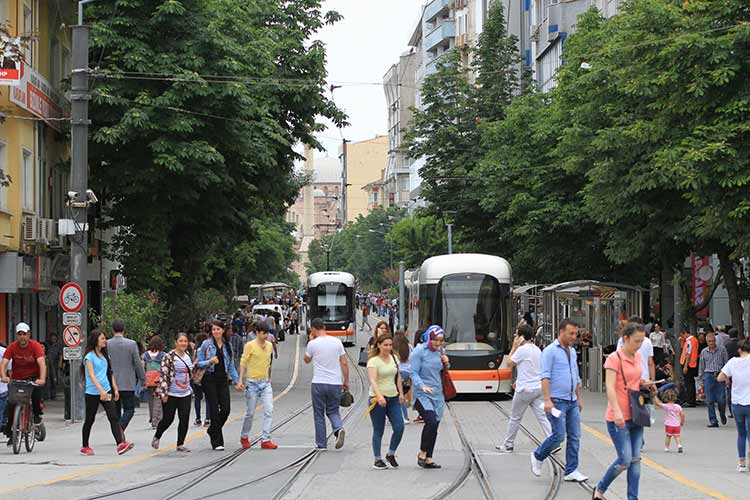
(341, 325), (346, 330)
(488, 361), (496, 369)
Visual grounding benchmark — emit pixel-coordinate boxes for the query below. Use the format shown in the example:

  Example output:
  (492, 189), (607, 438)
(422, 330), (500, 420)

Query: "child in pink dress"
(654, 388), (684, 453)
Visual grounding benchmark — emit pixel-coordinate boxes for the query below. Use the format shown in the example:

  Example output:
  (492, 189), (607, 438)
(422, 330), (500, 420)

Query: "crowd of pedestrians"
(3, 294), (750, 500)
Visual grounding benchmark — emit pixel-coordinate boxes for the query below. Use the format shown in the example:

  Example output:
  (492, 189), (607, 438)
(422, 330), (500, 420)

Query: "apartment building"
(382, 48), (418, 209)
(0, 1), (118, 344)
(342, 135), (388, 223)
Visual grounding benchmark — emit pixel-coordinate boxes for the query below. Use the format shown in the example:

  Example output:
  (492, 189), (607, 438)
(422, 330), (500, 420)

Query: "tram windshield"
(435, 274), (505, 351)
(313, 283), (351, 323)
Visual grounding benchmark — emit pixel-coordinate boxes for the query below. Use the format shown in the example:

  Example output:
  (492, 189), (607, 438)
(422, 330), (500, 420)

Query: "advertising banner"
(9, 62), (64, 131)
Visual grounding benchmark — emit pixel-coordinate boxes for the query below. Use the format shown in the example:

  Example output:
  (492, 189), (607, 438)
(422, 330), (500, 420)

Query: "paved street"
(0, 315), (746, 500)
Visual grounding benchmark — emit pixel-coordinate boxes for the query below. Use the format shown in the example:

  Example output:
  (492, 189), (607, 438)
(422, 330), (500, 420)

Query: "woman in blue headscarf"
(410, 325), (449, 468)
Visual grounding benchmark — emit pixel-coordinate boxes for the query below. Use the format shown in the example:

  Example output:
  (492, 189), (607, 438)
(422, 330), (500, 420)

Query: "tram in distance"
(406, 254), (514, 394)
(306, 272), (357, 346)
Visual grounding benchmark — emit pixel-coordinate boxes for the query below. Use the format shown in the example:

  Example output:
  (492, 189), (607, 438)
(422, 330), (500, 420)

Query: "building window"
(22, 148), (33, 212)
(0, 141), (7, 210)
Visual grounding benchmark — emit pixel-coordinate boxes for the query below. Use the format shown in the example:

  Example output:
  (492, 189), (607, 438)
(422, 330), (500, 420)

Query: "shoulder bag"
(192, 344), (207, 386)
(358, 346), (369, 367)
(616, 352), (650, 427)
(440, 348), (457, 401)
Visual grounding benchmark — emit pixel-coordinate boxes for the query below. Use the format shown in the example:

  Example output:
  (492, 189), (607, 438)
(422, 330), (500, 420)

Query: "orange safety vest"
(679, 335), (699, 368)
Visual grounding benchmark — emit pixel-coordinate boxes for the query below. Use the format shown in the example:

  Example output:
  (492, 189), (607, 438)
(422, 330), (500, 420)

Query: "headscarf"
(421, 325), (445, 352)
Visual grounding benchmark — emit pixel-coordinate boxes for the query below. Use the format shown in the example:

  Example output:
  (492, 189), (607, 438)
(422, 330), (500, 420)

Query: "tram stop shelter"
(541, 280), (648, 391)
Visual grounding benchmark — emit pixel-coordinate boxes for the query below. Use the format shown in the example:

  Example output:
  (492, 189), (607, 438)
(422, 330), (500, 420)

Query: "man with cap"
(0, 323), (47, 442)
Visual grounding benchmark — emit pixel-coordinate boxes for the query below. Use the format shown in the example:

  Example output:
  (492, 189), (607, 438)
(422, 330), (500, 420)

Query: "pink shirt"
(662, 403), (682, 427)
(604, 350), (642, 422)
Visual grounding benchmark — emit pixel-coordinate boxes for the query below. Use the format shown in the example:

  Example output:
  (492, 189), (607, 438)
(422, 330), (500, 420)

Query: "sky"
(314, 0), (425, 157)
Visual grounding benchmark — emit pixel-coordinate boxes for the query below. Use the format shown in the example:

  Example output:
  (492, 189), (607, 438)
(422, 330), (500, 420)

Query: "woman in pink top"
(594, 322), (650, 500)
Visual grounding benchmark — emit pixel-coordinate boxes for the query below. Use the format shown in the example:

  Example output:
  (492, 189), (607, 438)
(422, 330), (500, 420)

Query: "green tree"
(386, 212), (448, 269)
(555, 1), (750, 328)
(88, 0), (343, 304)
(94, 292), (166, 344)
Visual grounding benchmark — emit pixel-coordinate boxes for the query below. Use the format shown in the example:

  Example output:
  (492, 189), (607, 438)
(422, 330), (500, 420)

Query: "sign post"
(60, 282), (84, 422)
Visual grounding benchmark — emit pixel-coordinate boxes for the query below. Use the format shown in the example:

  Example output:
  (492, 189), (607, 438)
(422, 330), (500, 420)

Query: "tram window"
(315, 284), (351, 322)
(435, 274), (504, 351)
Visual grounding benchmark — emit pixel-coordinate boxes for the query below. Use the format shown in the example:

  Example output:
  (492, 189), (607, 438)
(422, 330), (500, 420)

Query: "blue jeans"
(534, 398), (581, 474)
(400, 371), (411, 419)
(704, 373), (726, 425)
(597, 420), (644, 500)
(115, 391), (136, 431)
(370, 396), (404, 459)
(732, 404), (750, 460)
(0, 393), (7, 428)
(241, 379), (273, 440)
(311, 383), (343, 448)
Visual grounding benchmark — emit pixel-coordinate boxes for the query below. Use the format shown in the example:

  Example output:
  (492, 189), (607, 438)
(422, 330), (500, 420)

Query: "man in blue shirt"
(530, 319), (588, 482)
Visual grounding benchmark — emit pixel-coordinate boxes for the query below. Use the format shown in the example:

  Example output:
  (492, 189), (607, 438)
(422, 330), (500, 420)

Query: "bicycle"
(8, 380), (46, 454)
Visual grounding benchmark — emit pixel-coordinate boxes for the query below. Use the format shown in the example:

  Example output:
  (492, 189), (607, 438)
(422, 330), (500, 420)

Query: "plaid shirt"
(698, 346), (729, 378)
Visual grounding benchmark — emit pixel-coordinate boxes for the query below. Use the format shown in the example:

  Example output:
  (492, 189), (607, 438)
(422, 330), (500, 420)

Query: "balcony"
(424, 0), (450, 23)
(424, 20), (455, 52)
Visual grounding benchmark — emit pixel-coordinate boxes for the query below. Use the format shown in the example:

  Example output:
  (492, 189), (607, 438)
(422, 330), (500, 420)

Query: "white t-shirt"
(721, 356), (750, 405)
(511, 343), (542, 392)
(306, 335), (346, 385)
(617, 336), (654, 379)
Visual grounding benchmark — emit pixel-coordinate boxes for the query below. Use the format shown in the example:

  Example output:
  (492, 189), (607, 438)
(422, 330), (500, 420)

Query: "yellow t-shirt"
(367, 354), (399, 397)
(240, 339), (272, 380)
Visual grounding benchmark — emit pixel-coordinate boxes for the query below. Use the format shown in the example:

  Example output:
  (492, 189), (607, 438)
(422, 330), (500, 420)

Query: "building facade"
(382, 49), (418, 209)
(342, 135), (388, 223)
(288, 152), (342, 281)
(0, 1), (119, 345)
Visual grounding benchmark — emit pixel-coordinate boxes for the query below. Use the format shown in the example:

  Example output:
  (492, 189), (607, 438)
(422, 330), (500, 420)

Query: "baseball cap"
(15, 322), (31, 333)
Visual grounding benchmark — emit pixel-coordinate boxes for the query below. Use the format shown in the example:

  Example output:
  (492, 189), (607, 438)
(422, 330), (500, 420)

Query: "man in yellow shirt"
(238, 321), (277, 450)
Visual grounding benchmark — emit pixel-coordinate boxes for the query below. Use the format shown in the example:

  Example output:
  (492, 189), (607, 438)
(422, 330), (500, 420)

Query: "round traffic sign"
(63, 325), (82, 347)
(59, 282), (84, 313)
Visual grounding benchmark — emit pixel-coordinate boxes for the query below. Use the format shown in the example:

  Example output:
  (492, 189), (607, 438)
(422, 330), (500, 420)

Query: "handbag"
(340, 389), (354, 407)
(440, 348), (457, 401)
(358, 347), (368, 367)
(617, 353), (651, 427)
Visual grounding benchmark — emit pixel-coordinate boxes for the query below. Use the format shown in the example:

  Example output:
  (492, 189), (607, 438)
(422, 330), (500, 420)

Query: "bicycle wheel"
(35, 422), (46, 442)
(11, 405), (22, 455)
(24, 407), (36, 452)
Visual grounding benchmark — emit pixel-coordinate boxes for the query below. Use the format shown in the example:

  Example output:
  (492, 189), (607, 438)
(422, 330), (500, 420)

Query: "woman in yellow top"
(367, 333), (404, 470)
(238, 321), (277, 450)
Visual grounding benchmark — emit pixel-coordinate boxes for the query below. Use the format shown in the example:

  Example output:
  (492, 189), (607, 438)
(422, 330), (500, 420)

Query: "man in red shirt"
(1, 323), (46, 440)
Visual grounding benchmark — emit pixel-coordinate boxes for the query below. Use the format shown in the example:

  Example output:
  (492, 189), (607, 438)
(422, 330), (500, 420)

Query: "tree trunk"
(717, 249), (744, 332)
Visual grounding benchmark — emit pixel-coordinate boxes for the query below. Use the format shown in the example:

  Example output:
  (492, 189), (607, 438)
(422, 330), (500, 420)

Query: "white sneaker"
(495, 444), (513, 453)
(664, 448), (669, 452)
(564, 470), (588, 482)
(404, 418), (410, 425)
(530, 452), (542, 477)
(213, 445), (225, 451)
(738, 464), (748, 473)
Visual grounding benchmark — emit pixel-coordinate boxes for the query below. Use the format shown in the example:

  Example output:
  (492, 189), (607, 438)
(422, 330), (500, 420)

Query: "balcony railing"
(424, 0), (450, 23)
(424, 20), (455, 52)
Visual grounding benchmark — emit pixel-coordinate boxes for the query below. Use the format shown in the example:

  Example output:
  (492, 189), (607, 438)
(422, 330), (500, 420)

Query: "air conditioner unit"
(23, 215), (40, 242)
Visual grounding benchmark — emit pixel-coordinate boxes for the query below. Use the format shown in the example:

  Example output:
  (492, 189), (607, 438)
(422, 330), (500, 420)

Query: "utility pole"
(446, 223), (453, 255)
(68, 1), (93, 422)
(341, 139), (349, 225)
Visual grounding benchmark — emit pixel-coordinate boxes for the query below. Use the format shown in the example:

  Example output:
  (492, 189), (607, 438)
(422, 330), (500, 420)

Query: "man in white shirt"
(304, 317), (349, 450)
(496, 324), (552, 453)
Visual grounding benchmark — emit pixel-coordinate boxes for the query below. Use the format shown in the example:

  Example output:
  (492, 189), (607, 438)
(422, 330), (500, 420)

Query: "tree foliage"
(88, 0), (343, 305)
(93, 292), (166, 344)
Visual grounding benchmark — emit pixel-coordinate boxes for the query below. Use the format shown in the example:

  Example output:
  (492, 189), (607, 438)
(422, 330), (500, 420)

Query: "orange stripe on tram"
(448, 369), (513, 382)
(325, 330), (353, 337)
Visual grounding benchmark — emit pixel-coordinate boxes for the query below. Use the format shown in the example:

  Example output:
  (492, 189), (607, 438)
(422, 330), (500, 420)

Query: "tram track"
(489, 400), (594, 499)
(433, 403), (497, 500)
(165, 347), (369, 500)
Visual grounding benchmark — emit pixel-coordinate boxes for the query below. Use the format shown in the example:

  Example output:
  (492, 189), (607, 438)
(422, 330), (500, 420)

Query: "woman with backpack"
(80, 330), (133, 456)
(152, 332), (193, 452)
(367, 333), (404, 469)
(142, 335), (166, 429)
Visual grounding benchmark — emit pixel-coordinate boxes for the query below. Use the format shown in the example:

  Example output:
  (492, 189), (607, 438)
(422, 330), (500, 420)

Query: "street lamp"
(442, 211), (456, 255)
